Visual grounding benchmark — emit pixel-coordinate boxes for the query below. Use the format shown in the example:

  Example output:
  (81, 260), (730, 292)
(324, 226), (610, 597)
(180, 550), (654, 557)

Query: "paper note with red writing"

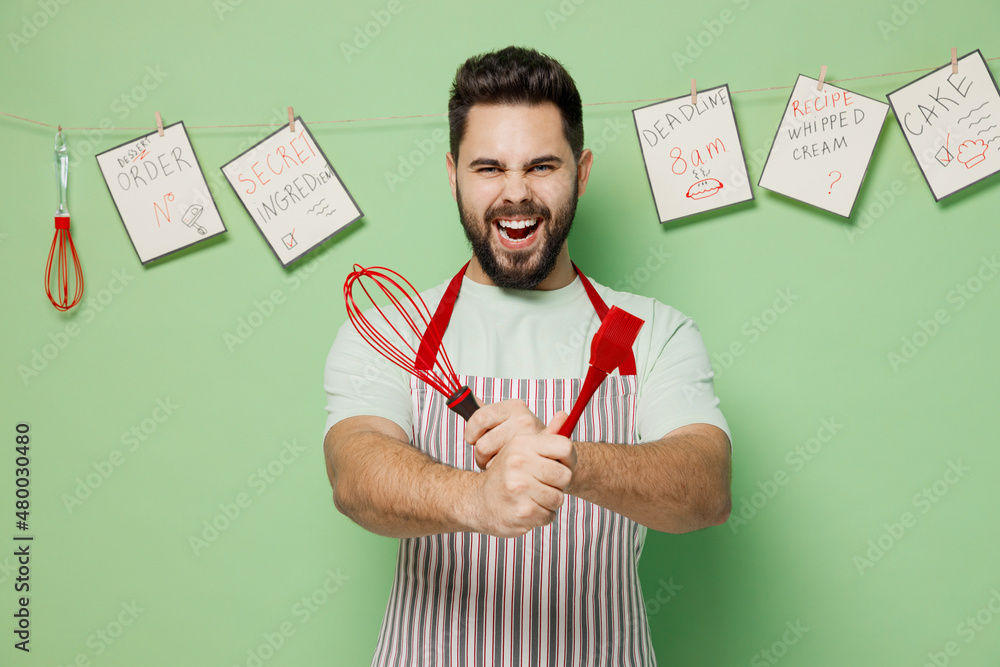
(96, 121), (226, 264)
(221, 117), (363, 266)
(888, 50), (1000, 201)
(759, 75), (888, 218)
(632, 84), (753, 223)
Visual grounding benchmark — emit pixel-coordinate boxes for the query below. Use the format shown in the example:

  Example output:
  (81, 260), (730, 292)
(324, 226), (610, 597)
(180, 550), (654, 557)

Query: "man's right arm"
(324, 413), (573, 539)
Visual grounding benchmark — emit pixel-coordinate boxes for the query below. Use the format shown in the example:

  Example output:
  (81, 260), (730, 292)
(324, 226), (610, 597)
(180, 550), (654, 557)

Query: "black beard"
(457, 182), (578, 290)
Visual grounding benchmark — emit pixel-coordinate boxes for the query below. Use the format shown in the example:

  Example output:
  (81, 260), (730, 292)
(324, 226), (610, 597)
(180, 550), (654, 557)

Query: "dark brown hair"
(448, 46), (584, 162)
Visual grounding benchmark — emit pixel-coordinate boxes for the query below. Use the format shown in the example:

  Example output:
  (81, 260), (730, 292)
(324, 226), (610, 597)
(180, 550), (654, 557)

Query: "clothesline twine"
(3, 57), (997, 133)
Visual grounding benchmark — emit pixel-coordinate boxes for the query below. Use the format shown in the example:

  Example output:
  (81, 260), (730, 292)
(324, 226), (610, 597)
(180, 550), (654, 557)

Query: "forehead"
(459, 102), (571, 163)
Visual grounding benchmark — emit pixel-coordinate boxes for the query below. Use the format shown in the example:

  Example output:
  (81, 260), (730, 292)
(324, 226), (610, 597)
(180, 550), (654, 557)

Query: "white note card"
(759, 75), (889, 217)
(221, 118), (363, 266)
(96, 122), (226, 264)
(633, 84), (753, 223)
(888, 49), (1000, 201)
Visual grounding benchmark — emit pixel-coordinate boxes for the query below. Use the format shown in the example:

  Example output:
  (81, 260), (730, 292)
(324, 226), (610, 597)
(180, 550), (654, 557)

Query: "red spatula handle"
(558, 365), (609, 438)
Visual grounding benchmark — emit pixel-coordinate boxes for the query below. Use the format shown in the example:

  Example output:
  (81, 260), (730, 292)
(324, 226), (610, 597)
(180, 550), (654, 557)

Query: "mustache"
(484, 203), (551, 222)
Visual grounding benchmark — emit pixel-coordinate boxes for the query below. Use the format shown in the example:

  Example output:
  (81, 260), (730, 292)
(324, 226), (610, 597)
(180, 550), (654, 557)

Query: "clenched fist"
(463, 401), (576, 538)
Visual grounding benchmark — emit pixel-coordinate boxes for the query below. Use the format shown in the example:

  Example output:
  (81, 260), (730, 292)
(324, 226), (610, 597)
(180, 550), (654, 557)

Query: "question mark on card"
(827, 171), (842, 194)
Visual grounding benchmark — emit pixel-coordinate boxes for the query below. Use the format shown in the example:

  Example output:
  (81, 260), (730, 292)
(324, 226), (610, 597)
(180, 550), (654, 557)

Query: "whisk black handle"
(447, 385), (479, 421)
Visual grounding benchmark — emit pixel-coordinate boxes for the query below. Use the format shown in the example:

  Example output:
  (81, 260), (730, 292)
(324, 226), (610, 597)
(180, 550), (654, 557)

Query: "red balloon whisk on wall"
(46, 128), (83, 311)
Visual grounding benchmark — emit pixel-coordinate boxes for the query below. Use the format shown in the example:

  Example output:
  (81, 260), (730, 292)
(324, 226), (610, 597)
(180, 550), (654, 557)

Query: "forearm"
(565, 424), (731, 533)
(325, 424), (479, 539)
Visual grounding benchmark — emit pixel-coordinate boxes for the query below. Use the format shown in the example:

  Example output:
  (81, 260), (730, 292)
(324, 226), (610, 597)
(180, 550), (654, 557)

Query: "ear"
(576, 148), (594, 198)
(446, 152), (458, 202)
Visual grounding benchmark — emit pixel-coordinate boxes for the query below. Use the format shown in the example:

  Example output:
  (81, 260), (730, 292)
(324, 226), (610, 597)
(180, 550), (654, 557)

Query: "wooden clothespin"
(155, 111), (164, 137)
(951, 48), (958, 74)
(288, 106), (295, 133)
(690, 79), (697, 105)
(817, 65), (828, 91)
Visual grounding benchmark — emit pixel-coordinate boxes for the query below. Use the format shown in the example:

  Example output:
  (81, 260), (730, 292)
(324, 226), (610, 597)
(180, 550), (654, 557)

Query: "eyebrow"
(467, 155), (565, 169)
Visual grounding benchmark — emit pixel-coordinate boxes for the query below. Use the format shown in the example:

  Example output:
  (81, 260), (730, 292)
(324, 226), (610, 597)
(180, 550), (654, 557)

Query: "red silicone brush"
(558, 306), (644, 438)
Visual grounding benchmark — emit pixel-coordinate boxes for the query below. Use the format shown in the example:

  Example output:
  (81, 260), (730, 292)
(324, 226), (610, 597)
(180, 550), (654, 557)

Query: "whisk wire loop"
(45, 220), (84, 311)
(344, 265), (463, 400)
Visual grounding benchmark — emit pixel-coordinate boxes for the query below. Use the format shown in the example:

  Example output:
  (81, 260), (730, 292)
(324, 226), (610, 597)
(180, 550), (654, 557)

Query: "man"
(324, 46), (731, 666)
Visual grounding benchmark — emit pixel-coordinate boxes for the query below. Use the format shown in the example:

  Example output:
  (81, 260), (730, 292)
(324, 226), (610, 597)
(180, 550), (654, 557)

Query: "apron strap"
(414, 262), (468, 372)
(573, 262), (608, 319)
(415, 261), (637, 375)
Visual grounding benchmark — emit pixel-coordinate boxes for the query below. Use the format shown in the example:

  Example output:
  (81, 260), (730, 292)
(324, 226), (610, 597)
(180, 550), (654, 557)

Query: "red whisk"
(46, 128), (83, 311)
(344, 265), (480, 420)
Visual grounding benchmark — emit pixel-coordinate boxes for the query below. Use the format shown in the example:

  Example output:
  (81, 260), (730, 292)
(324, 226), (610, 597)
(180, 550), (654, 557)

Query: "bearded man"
(323, 45), (732, 666)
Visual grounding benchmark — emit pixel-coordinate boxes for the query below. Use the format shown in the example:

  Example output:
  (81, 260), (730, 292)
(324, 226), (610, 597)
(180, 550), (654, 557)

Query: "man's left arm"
(467, 405), (730, 534)
(581, 308), (732, 533)
(567, 423), (731, 533)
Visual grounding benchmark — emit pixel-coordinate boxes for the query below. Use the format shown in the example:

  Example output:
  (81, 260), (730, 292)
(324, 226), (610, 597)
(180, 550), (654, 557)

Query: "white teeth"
(497, 218), (539, 230)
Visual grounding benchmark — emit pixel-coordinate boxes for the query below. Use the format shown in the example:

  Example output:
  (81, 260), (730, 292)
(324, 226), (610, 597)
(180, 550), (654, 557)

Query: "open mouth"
(495, 217), (542, 246)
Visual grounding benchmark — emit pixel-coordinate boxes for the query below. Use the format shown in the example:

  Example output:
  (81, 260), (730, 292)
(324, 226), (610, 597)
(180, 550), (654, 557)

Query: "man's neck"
(465, 247), (575, 291)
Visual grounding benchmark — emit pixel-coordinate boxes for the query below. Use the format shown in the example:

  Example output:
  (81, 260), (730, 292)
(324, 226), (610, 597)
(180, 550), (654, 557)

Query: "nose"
(501, 172), (530, 203)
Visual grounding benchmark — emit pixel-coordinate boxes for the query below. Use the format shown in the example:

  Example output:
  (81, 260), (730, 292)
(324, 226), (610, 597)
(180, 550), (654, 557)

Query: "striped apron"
(372, 266), (655, 667)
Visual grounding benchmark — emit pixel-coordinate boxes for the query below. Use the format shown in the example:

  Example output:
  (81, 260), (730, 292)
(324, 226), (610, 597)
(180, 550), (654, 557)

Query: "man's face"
(446, 103), (591, 290)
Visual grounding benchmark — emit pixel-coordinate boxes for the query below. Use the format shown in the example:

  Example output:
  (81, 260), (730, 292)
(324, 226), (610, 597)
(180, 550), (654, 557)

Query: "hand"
(466, 400), (574, 470)
(468, 411), (575, 538)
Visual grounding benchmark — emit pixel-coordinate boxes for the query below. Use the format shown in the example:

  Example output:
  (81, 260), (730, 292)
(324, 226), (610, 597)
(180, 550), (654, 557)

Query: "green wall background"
(2, 0), (999, 665)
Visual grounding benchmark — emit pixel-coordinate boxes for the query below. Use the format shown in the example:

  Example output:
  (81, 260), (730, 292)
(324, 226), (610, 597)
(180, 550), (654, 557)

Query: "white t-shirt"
(324, 273), (730, 445)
